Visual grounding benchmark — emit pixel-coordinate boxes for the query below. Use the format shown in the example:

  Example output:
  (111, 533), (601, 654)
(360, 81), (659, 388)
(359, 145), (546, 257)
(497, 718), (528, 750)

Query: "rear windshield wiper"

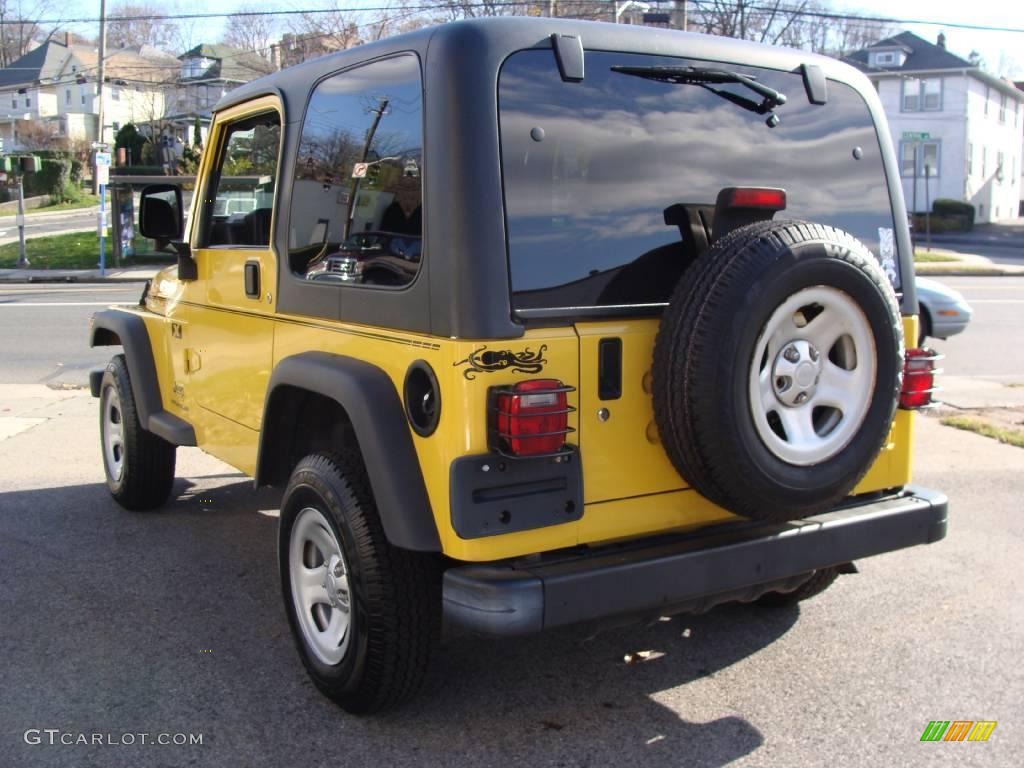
(610, 65), (787, 127)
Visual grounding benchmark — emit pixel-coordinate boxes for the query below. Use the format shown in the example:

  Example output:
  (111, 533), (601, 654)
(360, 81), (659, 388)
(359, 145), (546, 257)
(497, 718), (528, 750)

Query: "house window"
(900, 140), (941, 177)
(110, 87), (120, 102)
(11, 96), (15, 109)
(984, 86), (989, 116)
(997, 151), (1004, 183)
(903, 78), (941, 111)
(967, 143), (973, 176)
(981, 147), (987, 177)
(81, 89), (86, 105)
(25, 96), (31, 108)
(66, 88), (71, 104)
(902, 78), (920, 111)
(874, 52), (896, 66)
(999, 93), (1007, 123)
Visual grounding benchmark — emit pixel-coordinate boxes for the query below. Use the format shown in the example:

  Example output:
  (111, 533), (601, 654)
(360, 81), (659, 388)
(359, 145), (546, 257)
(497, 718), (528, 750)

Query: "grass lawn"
(0, 194), (105, 217)
(914, 251), (959, 263)
(941, 416), (1024, 449)
(0, 231), (171, 269)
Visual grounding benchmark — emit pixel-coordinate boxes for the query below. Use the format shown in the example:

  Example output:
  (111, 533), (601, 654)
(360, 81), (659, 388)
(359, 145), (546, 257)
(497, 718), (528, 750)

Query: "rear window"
(499, 50), (899, 312)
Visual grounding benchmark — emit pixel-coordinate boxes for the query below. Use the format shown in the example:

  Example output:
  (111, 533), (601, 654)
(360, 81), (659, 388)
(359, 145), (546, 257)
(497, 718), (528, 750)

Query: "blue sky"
(59, 0), (1024, 78)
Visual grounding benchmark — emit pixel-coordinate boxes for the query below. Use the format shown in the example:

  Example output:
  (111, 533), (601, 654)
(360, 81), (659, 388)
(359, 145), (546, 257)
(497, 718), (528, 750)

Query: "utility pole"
(344, 98), (389, 239)
(682, 0), (688, 31)
(16, 174), (28, 268)
(93, 0), (107, 195)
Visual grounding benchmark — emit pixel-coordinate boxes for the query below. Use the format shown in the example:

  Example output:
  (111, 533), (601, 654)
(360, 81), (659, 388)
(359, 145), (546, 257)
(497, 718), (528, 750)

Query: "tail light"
(490, 379), (575, 457)
(900, 348), (942, 409)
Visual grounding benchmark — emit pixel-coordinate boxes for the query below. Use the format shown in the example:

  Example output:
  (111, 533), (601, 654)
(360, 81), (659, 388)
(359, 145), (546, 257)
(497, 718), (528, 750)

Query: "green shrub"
(932, 198), (975, 229)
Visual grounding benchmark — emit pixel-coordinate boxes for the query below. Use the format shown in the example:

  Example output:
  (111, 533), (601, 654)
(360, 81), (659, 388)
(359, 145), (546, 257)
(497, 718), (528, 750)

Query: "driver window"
(204, 112), (281, 248)
(289, 54), (423, 287)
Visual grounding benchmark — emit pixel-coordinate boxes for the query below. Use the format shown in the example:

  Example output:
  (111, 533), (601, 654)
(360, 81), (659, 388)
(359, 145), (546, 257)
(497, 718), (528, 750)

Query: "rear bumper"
(443, 485), (947, 636)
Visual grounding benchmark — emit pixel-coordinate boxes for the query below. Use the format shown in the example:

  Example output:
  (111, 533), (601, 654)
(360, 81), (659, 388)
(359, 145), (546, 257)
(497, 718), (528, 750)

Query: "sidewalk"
(912, 247), (1024, 276)
(0, 265), (161, 283)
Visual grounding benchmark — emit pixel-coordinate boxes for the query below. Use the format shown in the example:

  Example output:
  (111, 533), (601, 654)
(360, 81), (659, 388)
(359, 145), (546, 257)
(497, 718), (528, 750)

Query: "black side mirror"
(139, 184), (183, 240)
(139, 184), (196, 281)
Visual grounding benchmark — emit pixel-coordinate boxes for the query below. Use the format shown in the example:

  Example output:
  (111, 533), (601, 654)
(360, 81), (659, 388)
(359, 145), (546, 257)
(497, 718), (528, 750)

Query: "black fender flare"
(90, 309), (196, 446)
(257, 352), (441, 552)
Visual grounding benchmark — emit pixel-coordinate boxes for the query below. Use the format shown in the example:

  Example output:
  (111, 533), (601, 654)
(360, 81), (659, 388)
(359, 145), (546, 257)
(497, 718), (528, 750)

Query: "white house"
(848, 32), (1024, 223)
(0, 36), (178, 150)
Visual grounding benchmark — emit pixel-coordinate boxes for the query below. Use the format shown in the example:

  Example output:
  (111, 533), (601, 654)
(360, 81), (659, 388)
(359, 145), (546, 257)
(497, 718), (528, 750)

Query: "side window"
(290, 54), (423, 288)
(203, 112), (281, 248)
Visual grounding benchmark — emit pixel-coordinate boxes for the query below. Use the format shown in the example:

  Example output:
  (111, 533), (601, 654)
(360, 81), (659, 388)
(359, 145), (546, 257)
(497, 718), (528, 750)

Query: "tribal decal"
(454, 345), (548, 380)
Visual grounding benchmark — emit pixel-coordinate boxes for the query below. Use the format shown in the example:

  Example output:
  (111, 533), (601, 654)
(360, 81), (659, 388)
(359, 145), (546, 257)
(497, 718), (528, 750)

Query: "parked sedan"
(916, 277), (973, 347)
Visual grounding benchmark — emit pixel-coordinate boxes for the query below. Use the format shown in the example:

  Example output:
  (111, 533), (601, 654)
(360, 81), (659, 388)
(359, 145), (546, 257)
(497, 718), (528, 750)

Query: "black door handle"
(244, 261), (260, 299)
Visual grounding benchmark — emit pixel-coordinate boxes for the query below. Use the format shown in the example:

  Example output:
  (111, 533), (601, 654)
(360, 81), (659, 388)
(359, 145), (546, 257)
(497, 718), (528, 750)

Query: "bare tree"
(107, 2), (177, 50)
(0, 0), (59, 67)
(221, 4), (277, 59)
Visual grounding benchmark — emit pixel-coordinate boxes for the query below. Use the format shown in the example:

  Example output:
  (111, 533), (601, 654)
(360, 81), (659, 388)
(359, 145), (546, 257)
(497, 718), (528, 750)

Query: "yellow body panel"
(138, 291), (918, 561)
(576, 320), (685, 502)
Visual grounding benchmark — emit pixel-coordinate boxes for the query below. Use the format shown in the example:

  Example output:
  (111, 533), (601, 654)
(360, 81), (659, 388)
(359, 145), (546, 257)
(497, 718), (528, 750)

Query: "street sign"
(95, 152), (112, 167)
(95, 165), (110, 186)
(352, 163), (368, 178)
(901, 131), (930, 140)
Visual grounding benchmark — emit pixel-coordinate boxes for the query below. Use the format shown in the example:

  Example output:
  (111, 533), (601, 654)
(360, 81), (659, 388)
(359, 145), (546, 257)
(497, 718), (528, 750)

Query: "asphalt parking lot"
(0, 281), (1022, 767)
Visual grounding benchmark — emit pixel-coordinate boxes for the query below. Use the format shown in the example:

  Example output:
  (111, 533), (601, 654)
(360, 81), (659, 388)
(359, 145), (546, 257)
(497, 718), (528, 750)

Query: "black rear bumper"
(443, 485), (948, 636)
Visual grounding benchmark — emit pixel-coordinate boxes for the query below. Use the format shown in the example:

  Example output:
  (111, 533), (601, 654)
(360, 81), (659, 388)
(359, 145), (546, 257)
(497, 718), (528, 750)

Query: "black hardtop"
(211, 16), (915, 338)
(218, 16), (874, 115)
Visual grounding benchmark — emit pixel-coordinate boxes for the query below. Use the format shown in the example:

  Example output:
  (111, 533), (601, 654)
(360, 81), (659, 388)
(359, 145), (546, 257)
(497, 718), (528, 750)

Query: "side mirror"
(139, 184), (183, 240)
(140, 184), (196, 281)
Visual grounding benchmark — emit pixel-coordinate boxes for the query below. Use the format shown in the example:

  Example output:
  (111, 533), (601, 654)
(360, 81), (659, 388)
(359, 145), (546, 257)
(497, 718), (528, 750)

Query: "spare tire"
(652, 220), (903, 523)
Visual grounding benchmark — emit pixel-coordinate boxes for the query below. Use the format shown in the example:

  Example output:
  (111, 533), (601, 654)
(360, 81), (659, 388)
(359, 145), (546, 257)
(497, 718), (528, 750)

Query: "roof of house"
(0, 39), (178, 90)
(846, 31), (973, 72)
(846, 30), (1024, 101)
(179, 43), (273, 83)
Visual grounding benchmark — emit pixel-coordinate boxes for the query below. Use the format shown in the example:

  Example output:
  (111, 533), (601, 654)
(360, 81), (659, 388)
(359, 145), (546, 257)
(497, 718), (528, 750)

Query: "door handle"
(244, 261), (260, 299)
(598, 337), (622, 400)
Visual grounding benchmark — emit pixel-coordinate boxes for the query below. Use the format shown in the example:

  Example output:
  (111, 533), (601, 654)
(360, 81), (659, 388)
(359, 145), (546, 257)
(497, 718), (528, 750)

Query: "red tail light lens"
(492, 379), (573, 457)
(722, 187), (787, 210)
(900, 348), (942, 409)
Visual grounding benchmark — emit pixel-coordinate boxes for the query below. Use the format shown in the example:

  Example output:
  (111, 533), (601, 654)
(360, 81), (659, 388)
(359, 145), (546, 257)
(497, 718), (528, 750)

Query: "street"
(0, 207), (99, 247)
(0, 280), (1022, 767)
(0, 284), (142, 387)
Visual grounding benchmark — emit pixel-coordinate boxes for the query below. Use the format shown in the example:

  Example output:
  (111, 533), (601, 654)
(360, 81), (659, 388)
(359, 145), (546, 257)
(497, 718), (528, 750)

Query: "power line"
(0, 2), (1022, 35)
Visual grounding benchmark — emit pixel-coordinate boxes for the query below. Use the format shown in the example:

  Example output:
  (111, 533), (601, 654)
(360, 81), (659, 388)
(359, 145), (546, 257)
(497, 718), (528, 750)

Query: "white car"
(916, 277), (973, 347)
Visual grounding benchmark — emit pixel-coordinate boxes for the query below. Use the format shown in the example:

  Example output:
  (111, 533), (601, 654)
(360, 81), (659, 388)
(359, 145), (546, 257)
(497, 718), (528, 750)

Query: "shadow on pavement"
(0, 477), (799, 768)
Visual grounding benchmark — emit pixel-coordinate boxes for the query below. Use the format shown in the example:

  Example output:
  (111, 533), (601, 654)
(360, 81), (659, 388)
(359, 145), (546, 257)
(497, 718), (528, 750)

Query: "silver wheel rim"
(101, 385), (125, 482)
(289, 507), (352, 666)
(749, 286), (877, 466)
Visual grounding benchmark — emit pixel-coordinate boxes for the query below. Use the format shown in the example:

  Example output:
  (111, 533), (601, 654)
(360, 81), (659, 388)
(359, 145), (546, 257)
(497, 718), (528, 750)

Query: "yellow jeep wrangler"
(89, 17), (947, 713)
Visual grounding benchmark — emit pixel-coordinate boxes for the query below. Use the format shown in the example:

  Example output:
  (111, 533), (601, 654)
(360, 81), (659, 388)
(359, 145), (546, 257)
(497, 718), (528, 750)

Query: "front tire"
(99, 355), (176, 510)
(279, 452), (441, 713)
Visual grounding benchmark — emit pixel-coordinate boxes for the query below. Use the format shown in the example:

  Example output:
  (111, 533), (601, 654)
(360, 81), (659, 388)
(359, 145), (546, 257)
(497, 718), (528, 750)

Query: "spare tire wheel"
(652, 220), (903, 523)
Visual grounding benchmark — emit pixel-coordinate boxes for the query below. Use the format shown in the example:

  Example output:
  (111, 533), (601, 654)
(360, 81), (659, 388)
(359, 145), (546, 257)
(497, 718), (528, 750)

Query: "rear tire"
(279, 451), (441, 713)
(99, 355), (176, 510)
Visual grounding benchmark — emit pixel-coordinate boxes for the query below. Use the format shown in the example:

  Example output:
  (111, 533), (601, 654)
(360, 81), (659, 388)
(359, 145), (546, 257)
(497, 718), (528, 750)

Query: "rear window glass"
(499, 50), (899, 312)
